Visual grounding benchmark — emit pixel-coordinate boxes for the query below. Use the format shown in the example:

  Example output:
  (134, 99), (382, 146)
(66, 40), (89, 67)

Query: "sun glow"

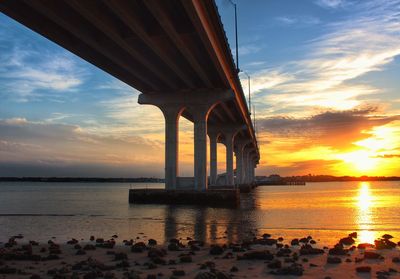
(336, 150), (378, 172)
(356, 182), (377, 244)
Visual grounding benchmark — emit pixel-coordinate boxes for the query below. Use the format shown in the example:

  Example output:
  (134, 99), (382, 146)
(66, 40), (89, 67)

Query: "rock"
(96, 238), (104, 243)
(381, 234), (393, 239)
(230, 266), (238, 272)
(276, 248), (291, 257)
(188, 240), (205, 247)
(151, 257), (166, 265)
(67, 239), (79, 245)
(270, 263), (303, 276)
(356, 266), (371, 273)
(112, 234), (118, 238)
(123, 240), (133, 246)
(237, 250), (274, 260)
(222, 252), (234, 259)
(74, 244), (82, 250)
(299, 237), (308, 244)
(96, 239), (115, 249)
(89, 236), (95, 241)
(194, 271), (216, 279)
(131, 242), (146, 253)
(179, 254), (192, 263)
(328, 245), (348, 255)
(209, 245), (224, 255)
(377, 270), (390, 277)
(357, 243), (374, 249)
(389, 268), (398, 273)
(116, 260), (130, 268)
(148, 248), (167, 258)
(364, 251), (383, 259)
(310, 240), (316, 244)
(190, 244), (200, 251)
(345, 258), (352, 262)
(262, 233), (271, 239)
(114, 252), (128, 261)
(0, 266), (17, 274)
(148, 239), (157, 246)
(194, 271), (231, 279)
(309, 263), (318, 267)
(254, 238), (277, 246)
(267, 260), (282, 269)
(392, 257), (400, 263)
(327, 257), (342, 264)
(172, 270), (185, 276)
(349, 232), (357, 238)
(290, 239), (299, 246)
(375, 239), (396, 249)
(168, 242), (180, 251)
(76, 249), (86, 255)
(83, 244), (96, 250)
(300, 244), (324, 255)
(278, 237), (284, 242)
(339, 236), (355, 245)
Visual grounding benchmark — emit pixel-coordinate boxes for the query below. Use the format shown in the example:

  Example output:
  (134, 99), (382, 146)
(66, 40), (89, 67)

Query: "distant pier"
(256, 181), (306, 186)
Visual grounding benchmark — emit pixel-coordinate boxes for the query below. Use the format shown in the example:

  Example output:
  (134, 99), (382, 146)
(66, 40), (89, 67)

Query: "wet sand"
(1, 232), (399, 278)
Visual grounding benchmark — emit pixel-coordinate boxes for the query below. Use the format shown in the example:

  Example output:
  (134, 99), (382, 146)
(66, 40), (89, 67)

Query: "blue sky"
(1, 0), (400, 177)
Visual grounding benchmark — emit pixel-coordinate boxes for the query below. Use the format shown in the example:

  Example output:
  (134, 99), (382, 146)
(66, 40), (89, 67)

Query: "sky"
(0, 0), (400, 178)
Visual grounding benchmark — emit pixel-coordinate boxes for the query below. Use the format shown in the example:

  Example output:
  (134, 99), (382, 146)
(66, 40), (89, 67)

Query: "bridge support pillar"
(242, 148), (249, 184)
(225, 132), (234, 186)
(193, 106), (209, 191)
(161, 105), (182, 190)
(209, 131), (218, 185)
(234, 146), (242, 185)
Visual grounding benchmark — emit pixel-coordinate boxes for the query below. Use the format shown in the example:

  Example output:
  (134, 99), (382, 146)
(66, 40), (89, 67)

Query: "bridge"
(0, 0), (260, 194)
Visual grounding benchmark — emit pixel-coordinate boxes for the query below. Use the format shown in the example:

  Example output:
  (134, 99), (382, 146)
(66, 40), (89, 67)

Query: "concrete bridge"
(0, 0), (260, 193)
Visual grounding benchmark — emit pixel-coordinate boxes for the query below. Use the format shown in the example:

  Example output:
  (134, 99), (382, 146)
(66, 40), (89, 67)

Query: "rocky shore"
(1, 232), (399, 278)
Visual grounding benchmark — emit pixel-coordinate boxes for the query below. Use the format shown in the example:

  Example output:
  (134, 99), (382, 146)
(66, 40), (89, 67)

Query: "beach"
(1, 181), (400, 278)
(1, 232), (400, 278)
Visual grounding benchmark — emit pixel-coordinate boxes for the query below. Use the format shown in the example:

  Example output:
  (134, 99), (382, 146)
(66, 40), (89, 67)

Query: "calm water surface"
(0, 181), (399, 245)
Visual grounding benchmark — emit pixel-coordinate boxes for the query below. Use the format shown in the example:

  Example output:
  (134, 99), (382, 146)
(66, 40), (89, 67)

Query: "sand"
(1, 233), (399, 279)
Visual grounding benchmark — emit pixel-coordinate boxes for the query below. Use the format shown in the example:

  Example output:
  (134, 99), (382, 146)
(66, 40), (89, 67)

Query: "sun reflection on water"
(356, 182), (376, 244)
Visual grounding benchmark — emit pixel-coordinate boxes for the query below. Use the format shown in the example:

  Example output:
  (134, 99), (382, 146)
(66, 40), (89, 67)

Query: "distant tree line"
(0, 177), (165, 183)
(257, 174), (400, 182)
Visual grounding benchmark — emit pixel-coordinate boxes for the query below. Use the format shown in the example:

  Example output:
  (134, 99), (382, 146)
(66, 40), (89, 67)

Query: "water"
(0, 181), (399, 246)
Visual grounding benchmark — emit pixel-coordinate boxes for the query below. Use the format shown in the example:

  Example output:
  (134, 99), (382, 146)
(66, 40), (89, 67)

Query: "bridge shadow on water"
(158, 192), (259, 244)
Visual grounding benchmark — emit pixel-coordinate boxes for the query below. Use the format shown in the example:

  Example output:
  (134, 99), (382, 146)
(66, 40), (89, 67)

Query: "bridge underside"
(0, 0), (260, 191)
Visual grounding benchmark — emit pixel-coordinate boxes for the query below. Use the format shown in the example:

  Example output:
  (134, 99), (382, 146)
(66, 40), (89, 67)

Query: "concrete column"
(193, 106), (208, 191)
(234, 146), (243, 185)
(161, 106), (182, 190)
(209, 132), (218, 185)
(247, 154), (253, 183)
(242, 149), (249, 184)
(225, 132), (234, 186)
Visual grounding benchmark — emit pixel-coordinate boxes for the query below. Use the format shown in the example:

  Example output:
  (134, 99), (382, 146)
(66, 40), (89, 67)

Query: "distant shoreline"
(0, 177), (164, 183)
(0, 176), (399, 183)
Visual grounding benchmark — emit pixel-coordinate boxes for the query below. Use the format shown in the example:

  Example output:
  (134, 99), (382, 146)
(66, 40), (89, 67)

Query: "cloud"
(258, 159), (341, 176)
(258, 107), (400, 149)
(275, 16), (321, 26)
(314, 0), (349, 9)
(251, 0), (400, 114)
(0, 16), (86, 102)
(0, 118), (164, 177)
